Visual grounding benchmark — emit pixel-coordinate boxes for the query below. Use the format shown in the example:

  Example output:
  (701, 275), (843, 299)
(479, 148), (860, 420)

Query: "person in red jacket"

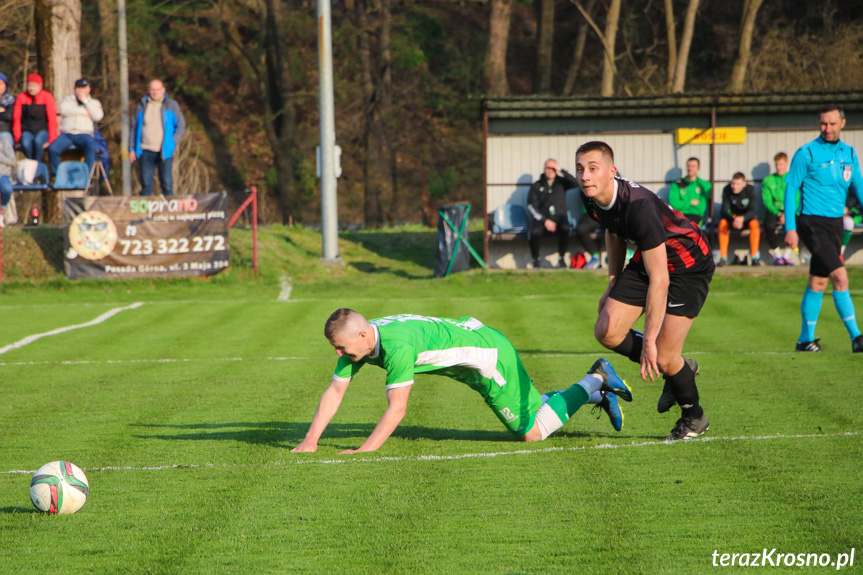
(12, 73), (58, 161)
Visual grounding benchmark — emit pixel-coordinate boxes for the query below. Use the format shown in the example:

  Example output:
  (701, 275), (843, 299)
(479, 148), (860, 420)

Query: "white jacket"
(58, 96), (104, 136)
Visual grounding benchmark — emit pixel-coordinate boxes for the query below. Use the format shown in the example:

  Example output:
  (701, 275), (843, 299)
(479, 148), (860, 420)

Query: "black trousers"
(528, 215), (570, 259)
(575, 215), (603, 255)
(763, 212), (784, 250)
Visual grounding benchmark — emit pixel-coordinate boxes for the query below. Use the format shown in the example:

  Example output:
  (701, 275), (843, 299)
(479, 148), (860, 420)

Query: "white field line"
(0, 302), (145, 356)
(0, 356), (311, 367)
(277, 275), (293, 302)
(0, 431), (857, 476)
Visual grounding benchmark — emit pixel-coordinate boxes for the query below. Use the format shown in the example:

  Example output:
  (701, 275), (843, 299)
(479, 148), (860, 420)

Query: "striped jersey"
(333, 314), (508, 391)
(581, 177), (713, 273)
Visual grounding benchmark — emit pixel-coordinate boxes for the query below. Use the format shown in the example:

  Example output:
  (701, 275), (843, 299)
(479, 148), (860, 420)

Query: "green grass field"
(1, 227), (861, 574)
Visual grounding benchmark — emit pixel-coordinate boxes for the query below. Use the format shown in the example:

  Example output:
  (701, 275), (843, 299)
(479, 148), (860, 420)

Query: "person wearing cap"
(12, 73), (58, 160)
(47, 78), (104, 177)
(0, 72), (15, 150)
(129, 79), (186, 196)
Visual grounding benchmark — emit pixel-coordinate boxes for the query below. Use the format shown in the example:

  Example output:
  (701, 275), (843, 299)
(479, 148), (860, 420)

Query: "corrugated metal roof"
(484, 92), (863, 119)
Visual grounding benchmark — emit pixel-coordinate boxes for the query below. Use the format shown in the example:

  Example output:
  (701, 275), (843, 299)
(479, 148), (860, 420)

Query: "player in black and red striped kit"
(575, 141), (715, 440)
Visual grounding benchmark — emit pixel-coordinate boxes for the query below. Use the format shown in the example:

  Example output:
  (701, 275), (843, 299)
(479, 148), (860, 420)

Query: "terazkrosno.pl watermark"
(712, 549), (855, 570)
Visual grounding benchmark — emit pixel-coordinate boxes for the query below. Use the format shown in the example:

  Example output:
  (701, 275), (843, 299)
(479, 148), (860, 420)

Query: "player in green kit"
(292, 309), (632, 454)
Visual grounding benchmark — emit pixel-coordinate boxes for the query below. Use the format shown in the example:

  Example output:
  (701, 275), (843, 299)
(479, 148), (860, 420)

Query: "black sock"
(610, 329), (643, 364)
(664, 362), (703, 419)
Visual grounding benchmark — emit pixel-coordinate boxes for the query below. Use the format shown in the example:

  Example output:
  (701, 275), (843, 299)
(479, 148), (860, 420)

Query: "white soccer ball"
(29, 461), (90, 514)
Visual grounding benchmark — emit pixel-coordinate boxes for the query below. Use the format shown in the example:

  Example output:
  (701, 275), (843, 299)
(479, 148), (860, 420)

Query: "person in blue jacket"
(129, 79), (185, 196)
(784, 104), (863, 353)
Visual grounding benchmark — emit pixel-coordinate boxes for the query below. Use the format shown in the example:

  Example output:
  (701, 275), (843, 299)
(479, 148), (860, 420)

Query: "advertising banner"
(64, 193), (229, 279)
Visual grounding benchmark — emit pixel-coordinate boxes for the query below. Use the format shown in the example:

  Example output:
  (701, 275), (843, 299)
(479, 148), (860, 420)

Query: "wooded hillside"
(1, 0), (861, 225)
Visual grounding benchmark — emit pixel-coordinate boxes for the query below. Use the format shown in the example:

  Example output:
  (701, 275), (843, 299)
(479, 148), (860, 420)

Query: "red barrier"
(227, 186), (258, 276)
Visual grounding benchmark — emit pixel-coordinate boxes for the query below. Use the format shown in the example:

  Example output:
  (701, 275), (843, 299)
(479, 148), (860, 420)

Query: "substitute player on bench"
(292, 309), (632, 454)
(575, 141), (715, 441)
(784, 103), (863, 353)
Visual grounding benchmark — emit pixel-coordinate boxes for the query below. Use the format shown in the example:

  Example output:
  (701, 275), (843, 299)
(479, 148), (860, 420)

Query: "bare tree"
(484, 0), (512, 95)
(600, 0), (621, 97)
(34, 0), (81, 101)
(219, 0), (297, 223)
(663, 0), (676, 92)
(356, 0), (383, 227)
(563, 0), (595, 95)
(728, 0), (765, 93)
(534, 0), (555, 93)
(378, 0), (399, 223)
(95, 0), (120, 141)
(669, 0), (699, 93)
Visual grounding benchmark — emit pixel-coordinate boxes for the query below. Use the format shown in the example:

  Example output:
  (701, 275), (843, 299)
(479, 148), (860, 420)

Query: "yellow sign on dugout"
(675, 127), (747, 145)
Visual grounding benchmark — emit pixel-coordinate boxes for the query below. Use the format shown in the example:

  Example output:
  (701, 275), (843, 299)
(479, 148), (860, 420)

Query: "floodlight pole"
(318, 0), (340, 263)
(118, 0), (131, 196)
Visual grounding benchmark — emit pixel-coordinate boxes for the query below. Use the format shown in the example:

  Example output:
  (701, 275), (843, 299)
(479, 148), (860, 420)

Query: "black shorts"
(797, 214), (843, 278)
(609, 261), (714, 318)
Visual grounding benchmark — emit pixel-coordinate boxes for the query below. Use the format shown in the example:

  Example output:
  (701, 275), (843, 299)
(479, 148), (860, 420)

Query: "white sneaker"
(0, 212), (5, 228)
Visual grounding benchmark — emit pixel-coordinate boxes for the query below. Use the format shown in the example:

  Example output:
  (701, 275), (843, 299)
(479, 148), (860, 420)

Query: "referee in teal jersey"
(784, 104), (863, 353)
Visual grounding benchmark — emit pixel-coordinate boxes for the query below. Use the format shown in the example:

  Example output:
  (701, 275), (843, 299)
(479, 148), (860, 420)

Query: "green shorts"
(450, 327), (542, 436)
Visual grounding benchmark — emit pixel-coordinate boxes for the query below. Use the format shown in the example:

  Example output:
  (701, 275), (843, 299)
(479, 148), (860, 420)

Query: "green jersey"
(668, 176), (711, 217)
(333, 314), (542, 435)
(761, 173), (786, 216)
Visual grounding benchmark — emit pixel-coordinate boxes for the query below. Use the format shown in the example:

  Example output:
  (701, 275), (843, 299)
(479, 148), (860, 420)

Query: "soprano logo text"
(712, 548), (854, 570)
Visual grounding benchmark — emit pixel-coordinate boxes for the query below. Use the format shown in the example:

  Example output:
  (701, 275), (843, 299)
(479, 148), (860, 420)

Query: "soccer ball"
(29, 461), (90, 514)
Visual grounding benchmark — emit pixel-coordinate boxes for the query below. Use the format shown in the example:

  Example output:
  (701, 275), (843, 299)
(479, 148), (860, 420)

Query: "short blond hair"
(324, 308), (368, 341)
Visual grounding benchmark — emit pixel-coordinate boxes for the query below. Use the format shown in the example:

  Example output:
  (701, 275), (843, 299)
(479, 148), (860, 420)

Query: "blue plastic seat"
(492, 204), (528, 234)
(53, 161), (90, 190)
(12, 162), (50, 191)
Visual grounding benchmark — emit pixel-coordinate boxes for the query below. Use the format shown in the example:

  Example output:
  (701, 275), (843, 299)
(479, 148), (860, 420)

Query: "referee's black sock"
(664, 361), (703, 419)
(610, 329), (643, 364)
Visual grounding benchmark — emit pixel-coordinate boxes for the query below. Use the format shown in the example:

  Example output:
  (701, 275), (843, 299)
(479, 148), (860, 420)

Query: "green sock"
(843, 229), (852, 248)
(545, 384), (589, 421)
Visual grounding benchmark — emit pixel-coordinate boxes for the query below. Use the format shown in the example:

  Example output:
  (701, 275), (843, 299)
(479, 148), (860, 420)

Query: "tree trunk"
(34, 0), (81, 103)
(263, 0), (297, 223)
(728, 0), (765, 93)
(420, 164), (436, 227)
(663, 0), (677, 93)
(671, 0), (699, 94)
(563, 0), (595, 95)
(600, 0), (621, 97)
(378, 0), (397, 224)
(534, 0), (554, 93)
(357, 0), (382, 228)
(484, 0), (512, 95)
(95, 0), (120, 142)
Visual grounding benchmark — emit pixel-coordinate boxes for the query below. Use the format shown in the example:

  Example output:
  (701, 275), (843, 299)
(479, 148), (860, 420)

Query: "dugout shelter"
(483, 92), (863, 269)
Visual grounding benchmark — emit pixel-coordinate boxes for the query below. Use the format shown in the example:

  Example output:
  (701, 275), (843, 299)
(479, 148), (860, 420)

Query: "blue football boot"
(588, 358), (632, 402)
(592, 391), (624, 432)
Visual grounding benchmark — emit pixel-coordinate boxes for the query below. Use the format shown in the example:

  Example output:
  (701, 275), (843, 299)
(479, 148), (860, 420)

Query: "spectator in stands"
(129, 79), (186, 196)
(0, 131), (14, 227)
(527, 158), (578, 269)
(762, 152), (794, 265)
(668, 157), (711, 226)
(47, 78), (104, 178)
(717, 172), (762, 266)
(0, 72), (15, 149)
(575, 204), (605, 269)
(12, 73), (58, 161)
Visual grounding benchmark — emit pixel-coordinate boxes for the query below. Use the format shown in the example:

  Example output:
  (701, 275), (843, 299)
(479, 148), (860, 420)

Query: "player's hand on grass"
(291, 439), (318, 452)
(640, 340), (660, 382)
(339, 449), (361, 455)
